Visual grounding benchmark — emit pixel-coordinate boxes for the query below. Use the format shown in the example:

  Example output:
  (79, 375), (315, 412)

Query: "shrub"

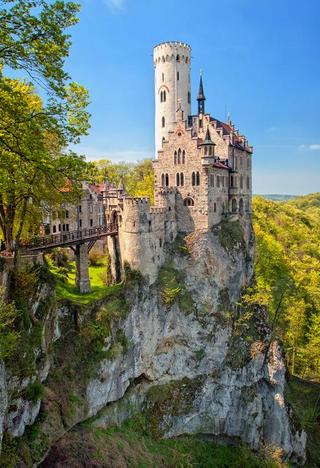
(88, 251), (105, 267)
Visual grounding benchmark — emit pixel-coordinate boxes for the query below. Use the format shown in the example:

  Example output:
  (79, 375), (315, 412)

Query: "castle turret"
(197, 74), (206, 115)
(154, 41), (191, 154)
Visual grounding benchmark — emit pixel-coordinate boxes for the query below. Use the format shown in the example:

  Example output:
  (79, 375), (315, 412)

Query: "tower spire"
(197, 72), (206, 115)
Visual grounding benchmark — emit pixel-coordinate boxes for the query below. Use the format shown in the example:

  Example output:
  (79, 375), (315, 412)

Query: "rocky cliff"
(0, 217), (306, 466)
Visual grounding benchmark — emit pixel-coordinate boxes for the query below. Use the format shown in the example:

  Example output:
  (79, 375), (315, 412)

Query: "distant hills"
(255, 194), (297, 201)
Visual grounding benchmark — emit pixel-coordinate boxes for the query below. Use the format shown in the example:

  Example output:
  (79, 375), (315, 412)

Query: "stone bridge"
(25, 224), (118, 293)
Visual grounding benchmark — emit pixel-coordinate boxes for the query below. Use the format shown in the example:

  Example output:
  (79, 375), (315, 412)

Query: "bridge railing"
(25, 223), (118, 250)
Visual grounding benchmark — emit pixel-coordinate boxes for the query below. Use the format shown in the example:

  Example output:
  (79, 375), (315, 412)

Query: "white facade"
(154, 41), (191, 154)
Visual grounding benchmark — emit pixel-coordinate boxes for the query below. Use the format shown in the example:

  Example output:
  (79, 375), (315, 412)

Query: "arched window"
(161, 174), (165, 187)
(176, 54), (180, 62)
(184, 197), (194, 206)
(176, 173), (180, 186)
(232, 198), (237, 213)
(214, 202), (217, 213)
(239, 198), (244, 214)
(182, 150), (185, 164)
(180, 173), (184, 186)
(165, 173), (169, 187)
(246, 176), (250, 190)
(192, 172), (196, 186)
(204, 146), (207, 155)
(217, 176), (220, 188)
(162, 116), (165, 128)
(230, 175), (234, 188)
(240, 175), (243, 189)
(178, 148), (181, 164)
(196, 172), (200, 186)
(163, 90), (166, 102)
(174, 151), (177, 165)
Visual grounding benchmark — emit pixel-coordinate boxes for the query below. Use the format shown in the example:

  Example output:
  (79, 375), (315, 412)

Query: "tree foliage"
(93, 158), (155, 203)
(0, 0), (90, 252)
(252, 194), (320, 379)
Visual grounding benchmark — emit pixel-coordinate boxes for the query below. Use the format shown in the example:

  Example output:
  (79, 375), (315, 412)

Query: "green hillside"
(252, 193), (320, 379)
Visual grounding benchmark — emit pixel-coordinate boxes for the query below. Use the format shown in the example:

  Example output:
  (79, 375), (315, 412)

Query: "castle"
(104, 41), (253, 282)
(47, 41), (253, 284)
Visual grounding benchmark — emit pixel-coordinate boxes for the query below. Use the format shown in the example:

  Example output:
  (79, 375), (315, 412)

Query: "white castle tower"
(154, 41), (191, 154)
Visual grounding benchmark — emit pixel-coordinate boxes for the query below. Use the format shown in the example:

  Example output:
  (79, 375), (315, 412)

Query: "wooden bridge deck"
(25, 223), (118, 252)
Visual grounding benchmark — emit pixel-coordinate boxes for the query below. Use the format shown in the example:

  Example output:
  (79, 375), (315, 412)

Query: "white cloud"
(104, 0), (125, 11)
(299, 144), (320, 151)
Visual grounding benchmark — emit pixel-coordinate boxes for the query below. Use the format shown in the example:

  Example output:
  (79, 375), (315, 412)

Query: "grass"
(41, 419), (278, 467)
(48, 258), (120, 305)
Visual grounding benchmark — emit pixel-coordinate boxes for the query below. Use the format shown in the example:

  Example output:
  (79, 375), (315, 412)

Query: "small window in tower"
(165, 173), (169, 187)
(199, 119), (203, 129)
(163, 90), (166, 102)
(180, 173), (184, 186)
(53, 225), (56, 233)
(176, 173), (180, 186)
(217, 176), (220, 188)
(176, 54), (180, 62)
(192, 172), (195, 186)
(177, 71), (179, 80)
(90, 219), (93, 227)
(174, 151), (177, 165)
(188, 91), (191, 104)
(196, 172), (200, 186)
(214, 202), (217, 213)
(184, 197), (194, 207)
(162, 116), (165, 128)
(182, 150), (185, 164)
(160, 91), (163, 102)
(161, 174), (165, 186)
(210, 174), (214, 187)
(178, 148), (181, 164)
(240, 175), (243, 189)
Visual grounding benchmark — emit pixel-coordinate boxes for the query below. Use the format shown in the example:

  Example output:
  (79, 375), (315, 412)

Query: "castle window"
(204, 146), (207, 155)
(174, 151), (177, 165)
(162, 116), (165, 128)
(176, 54), (180, 62)
(176, 173), (180, 186)
(180, 173), (184, 186)
(184, 197), (194, 207)
(182, 150), (185, 164)
(149, 220), (152, 232)
(196, 172), (200, 186)
(239, 198), (244, 214)
(188, 91), (191, 104)
(161, 174), (165, 186)
(230, 175), (234, 188)
(231, 198), (237, 213)
(90, 219), (93, 227)
(246, 176), (250, 189)
(178, 148), (181, 164)
(222, 177), (225, 188)
(65, 210), (69, 219)
(214, 202), (217, 212)
(217, 176), (220, 188)
(58, 224), (61, 232)
(192, 172), (196, 186)
(210, 174), (214, 187)
(79, 219), (82, 228)
(53, 225), (56, 233)
(78, 205), (82, 213)
(177, 71), (180, 80)
(240, 175), (243, 189)
(163, 90), (166, 102)
(165, 173), (169, 187)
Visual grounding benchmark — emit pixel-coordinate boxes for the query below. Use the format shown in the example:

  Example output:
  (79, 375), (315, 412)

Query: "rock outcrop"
(0, 218), (306, 465)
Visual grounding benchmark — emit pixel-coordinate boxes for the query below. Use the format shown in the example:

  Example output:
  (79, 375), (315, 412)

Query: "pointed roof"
(200, 127), (215, 146)
(197, 74), (206, 101)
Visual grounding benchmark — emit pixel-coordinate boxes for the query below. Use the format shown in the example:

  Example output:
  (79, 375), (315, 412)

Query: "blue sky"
(66, 0), (320, 194)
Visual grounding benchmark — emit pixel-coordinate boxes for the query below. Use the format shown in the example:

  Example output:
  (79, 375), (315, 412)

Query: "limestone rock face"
(0, 219), (306, 465)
